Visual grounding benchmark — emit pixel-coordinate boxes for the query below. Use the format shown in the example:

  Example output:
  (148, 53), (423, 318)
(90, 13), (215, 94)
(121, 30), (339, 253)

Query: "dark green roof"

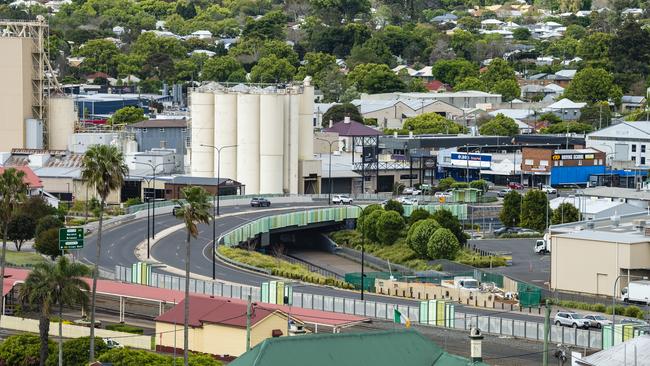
(229, 329), (488, 366)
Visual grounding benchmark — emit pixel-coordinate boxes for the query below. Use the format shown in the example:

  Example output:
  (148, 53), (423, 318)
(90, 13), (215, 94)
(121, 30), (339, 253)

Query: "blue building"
(74, 93), (172, 120)
(127, 119), (189, 172)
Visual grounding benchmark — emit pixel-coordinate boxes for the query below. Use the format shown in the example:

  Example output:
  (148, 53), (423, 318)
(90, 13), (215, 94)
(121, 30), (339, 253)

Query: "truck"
(622, 280), (650, 305)
(534, 233), (551, 254)
(441, 276), (480, 292)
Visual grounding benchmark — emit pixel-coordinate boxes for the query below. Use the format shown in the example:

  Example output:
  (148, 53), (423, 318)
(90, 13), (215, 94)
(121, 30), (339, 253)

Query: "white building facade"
(586, 122), (650, 168)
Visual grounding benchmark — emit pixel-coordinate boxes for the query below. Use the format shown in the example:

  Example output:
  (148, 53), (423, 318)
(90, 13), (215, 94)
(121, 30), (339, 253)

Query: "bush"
(34, 228), (62, 259)
(376, 211), (406, 245)
(55, 337), (108, 366)
(363, 209), (386, 242)
(124, 198), (142, 207)
(0, 334), (51, 365)
(605, 305), (626, 315)
(406, 219), (440, 258)
(105, 323), (144, 334)
(383, 199), (404, 216)
(427, 228), (460, 259)
(469, 179), (489, 192)
(431, 208), (466, 245)
(624, 305), (644, 319)
(98, 348), (222, 366)
(408, 208), (430, 225)
(437, 177), (456, 191)
(451, 182), (469, 189)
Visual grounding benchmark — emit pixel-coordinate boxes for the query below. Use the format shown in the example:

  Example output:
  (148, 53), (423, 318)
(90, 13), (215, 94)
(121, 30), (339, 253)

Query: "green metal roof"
(229, 329), (488, 366)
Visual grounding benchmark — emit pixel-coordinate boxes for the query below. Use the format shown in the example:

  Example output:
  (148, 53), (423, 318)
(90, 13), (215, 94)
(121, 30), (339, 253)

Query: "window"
(142, 128), (147, 133)
(554, 161), (559, 167)
(632, 144), (637, 152)
(642, 157), (646, 165)
(643, 145), (646, 153)
(185, 136), (191, 148)
(159, 128), (165, 133)
(632, 156), (636, 162)
(525, 159), (533, 165)
(181, 128), (187, 133)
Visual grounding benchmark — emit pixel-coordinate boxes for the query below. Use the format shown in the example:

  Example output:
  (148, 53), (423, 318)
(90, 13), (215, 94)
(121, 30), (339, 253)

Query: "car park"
(332, 195), (353, 205)
(584, 314), (612, 329)
(554, 312), (590, 329)
(250, 197), (271, 207)
(508, 182), (524, 189)
(541, 185), (557, 194)
(403, 187), (422, 195)
(497, 188), (512, 197)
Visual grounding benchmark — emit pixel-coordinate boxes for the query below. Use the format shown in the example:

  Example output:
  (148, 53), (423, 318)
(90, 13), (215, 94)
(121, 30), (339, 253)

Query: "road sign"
(59, 227), (84, 250)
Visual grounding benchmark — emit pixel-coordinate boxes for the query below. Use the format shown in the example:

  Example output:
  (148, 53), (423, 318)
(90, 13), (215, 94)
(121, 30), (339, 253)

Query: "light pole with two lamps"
(200, 144), (238, 280)
(315, 137), (338, 205)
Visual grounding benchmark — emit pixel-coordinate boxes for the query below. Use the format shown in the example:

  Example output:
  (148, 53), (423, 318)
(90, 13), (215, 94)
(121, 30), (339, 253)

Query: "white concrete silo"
(214, 93), (237, 181)
(236, 93), (261, 194)
(287, 93), (300, 194)
(190, 92), (215, 177)
(48, 97), (76, 150)
(298, 83), (315, 160)
(259, 94), (284, 194)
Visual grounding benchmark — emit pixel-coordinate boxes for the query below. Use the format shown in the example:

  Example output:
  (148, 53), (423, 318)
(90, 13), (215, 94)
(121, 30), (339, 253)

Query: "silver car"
(584, 314), (612, 329)
(554, 312), (590, 329)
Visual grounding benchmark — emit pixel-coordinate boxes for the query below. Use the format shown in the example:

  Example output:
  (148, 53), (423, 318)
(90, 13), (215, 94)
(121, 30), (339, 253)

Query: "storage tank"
(214, 93), (237, 180)
(259, 94), (284, 194)
(25, 118), (43, 149)
(190, 92), (215, 177)
(287, 93), (300, 194)
(236, 93), (260, 194)
(298, 82), (314, 160)
(48, 97), (76, 150)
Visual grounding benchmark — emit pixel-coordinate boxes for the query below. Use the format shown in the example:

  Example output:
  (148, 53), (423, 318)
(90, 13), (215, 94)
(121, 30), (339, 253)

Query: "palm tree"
(174, 186), (211, 366)
(21, 256), (91, 366)
(0, 168), (27, 321)
(81, 144), (128, 361)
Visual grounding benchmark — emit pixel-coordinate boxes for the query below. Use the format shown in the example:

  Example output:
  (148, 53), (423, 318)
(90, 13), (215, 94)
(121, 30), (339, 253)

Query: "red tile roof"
(0, 166), (43, 188)
(2, 268), (29, 296)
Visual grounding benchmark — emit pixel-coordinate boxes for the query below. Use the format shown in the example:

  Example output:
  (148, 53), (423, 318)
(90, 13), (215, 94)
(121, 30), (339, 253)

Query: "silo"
(236, 93), (261, 194)
(48, 97), (76, 150)
(287, 93), (300, 194)
(259, 94), (284, 194)
(298, 83), (315, 160)
(214, 93), (237, 180)
(190, 92), (215, 177)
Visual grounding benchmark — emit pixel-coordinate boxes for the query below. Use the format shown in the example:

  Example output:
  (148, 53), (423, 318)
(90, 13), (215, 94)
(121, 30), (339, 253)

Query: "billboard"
(450, 153), (491, 168)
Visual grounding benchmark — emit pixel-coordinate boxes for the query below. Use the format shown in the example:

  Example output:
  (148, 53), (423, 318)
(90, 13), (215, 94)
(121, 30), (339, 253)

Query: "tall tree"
(563, 67), (621, 104)
(609, 19), (650, 89)
(174, 186), (211, 366)
(520, 189), (551, 232)
(430, 208), (466, 246)
(81, 145), (128, 362)
(479, 114), (520, 136)
(322, 103), (363, 127)
(500, 190), (521, 228)
(0, 168), (27, 325)
(7, 214), (35, 251)
(552, 202), (580, 224)
(20, 257), (90, 366)
(346, 63), (406, 94)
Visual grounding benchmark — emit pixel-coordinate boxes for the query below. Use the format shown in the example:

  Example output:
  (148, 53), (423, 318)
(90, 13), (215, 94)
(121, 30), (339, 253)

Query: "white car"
(331, 195), (353, 205)
(584, 314), (612, 329)
(541, 185), (557, 194)
(105, 338), (124, 349)
(397, 197), (418, 205)
(554, 312), (590, 329)
(434, 191), (452, 198)
(403, 187), (422, 195)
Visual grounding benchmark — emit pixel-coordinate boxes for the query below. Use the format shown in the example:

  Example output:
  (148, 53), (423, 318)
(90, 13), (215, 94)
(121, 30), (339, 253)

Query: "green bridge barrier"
(221, 204), (467, 247)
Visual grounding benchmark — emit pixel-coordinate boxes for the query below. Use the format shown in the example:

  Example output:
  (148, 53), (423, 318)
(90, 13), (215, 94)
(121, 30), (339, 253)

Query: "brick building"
(522, 148), (605, 186)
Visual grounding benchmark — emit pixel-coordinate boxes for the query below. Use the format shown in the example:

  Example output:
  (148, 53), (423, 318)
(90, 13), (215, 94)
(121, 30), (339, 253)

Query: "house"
(431, 13), (458, 23)
(229, 329), (489, 366)
(190, 30), (212, 39)
(543, 98), (586, 120)
(0, 166), (43, 196)
(521, 147), (606, 186)
(425, 80), (452, 92)
(392, 65), (417, 76)
(155, 296), (299, 359)
(621, 96), (646, 113)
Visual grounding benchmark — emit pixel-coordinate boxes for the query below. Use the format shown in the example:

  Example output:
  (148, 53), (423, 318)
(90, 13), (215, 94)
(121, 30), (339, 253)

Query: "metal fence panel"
(526, 322), (539, 341)
(334, 297), (344, 313)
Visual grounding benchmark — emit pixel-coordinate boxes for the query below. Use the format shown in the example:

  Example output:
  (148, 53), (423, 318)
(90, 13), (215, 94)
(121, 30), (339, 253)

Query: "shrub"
(624, 305), (644, 319)
(469, 179), (489, 192)
(592, 303), (607, 313)
(408, 208), (430, 225)
(376, 211), (406, 245)
(124, 198), (142, 207)
(605, 305), (626, 315)
(105, 323), (144, 334)
(437, 177), (456, 191)
(406, 219), (440, 258)
(383, 199), (404, 216)
(427, 228), (460, 259)
(363, 209), (386, 242)
(451, 182), (469, 189)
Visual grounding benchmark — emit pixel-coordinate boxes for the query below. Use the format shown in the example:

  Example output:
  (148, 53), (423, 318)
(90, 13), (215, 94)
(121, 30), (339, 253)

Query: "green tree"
(0, 168), (27, 325)
(356, 204), (382, 234)
(579, 102), (612, 128)
(174, 186), (212, 366)
(454, 77), (487, 92)
(520, 189), (550, 232)
(408, 208), (430, 225)
(19, 196), (57, 223)
(431, 59), (478, 86)
(242, 10), (287, 40)
(431, 208), (466, 245)
(500, 190), (521, 227)
(54, 337), (108, 366)
(383, 199), (404, 216)
(539, 112), (562, 124)
(311, 0), (371, 25)
(76, 39), (120, 76)
(565, 24), (586, 40)
(400, 113), (465, 134)
(34, 228), (62, 260)
(480, 58), (516, 89)
(35, 215), (63, 238)
(346, 63), (406, 94)
(563, 67), (621, 104)
(376, 211), (405, 245)
(469, 179), (489, 193)
(491, 79), (521, 102)
(20, 257), (91, 366)
(81, 145), (128, 362)
(479, 114), (519, 136)
(577, 32), (612, 69)
(513, 27), (531, 41)
(363, 209), (385, 242)
(427, 228), (460, 260)
(406, 218), (440, 258)
(7, 214), (35, 251)
(437, 177), (456, 191)
(552, 202), (580, 224)
(609, 19), (650, 89)
(0, 334), (52, 366)
(201, 56), (245, 82)
(541, 121), (593, 134)
(295, 52), (338, 90)
(249, 55), (296, 83)
(322, 103), (363, 127)
(109, 106), (146, 125)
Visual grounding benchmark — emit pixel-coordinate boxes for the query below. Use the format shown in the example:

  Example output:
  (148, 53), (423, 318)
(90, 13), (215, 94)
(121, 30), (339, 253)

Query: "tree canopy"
(479, 114), (519, 137)
(322, 103), (363, 127)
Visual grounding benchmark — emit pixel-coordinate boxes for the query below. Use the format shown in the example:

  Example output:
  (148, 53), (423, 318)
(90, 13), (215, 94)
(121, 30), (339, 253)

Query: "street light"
(349, 203), (366, 301)
(315, 137), (337, 205)
(612, 274), (648, 347)
(200, 144), (238, 280)
(134, 160), (175, 239)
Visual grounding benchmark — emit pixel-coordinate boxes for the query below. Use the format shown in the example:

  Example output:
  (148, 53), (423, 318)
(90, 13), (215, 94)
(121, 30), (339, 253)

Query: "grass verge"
(5, 250), (45, 267)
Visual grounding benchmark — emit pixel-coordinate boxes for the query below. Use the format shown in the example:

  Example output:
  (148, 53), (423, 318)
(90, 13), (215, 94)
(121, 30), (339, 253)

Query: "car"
(250, 197), (271, 207)
(434, 191), (452, 198)
(403, 187), (422, 195)
(619, 318), (650, 326)
(104, 338), (124, 349)
(172, 205), (181, 216)
(494, 226), (520, 236)
(332, 195), (353, 205)
(397, 196), (418, 205)
(554, 312), (591, 329)
(73, 317), (101, 328)
(518, 228), (541, 235)
(584, 314), (612, 329)
(497, 188), (512, 197)
(508, 182), (524, 189)
(541, 185), (557, 194)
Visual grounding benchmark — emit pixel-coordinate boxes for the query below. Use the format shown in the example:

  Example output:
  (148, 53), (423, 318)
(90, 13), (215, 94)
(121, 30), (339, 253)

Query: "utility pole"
(245, 294), (252, 352)
(543, 299), (550, 366)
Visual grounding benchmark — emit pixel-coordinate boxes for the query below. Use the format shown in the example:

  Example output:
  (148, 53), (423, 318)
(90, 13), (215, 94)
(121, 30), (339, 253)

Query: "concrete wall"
(0, 37), (33, 151)
(374, 279), (497, 308)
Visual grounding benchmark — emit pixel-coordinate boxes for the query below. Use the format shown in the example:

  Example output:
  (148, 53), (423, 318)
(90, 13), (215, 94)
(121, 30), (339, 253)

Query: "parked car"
(494, 227), (520, 236)
(541, 185), (557, 194)
(403, 187), (422, 195)
(332, 195), (353, 205)
(518, 228), (541, 235)
(250, 197), (271, 207)
(619, 318), (649, 326)
(497, 188), (512, 197)
(104, 338), (124, 349)
(397, 197), (418, 205)
(508, 182), (524, 189)
(172, 205), (181, 216)
(554, 312), (590, 329)
(584, 314), (612, 329)
(434, 191), (452, 199)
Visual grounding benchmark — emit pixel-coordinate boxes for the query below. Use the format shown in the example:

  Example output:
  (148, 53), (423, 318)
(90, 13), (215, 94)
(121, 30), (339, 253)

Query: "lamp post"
(200, 144), (237, 280)
(612, 274), (648, 347)
(315, 138), (337, 204)
(350, 203), (366, 300)
(134, 160), (174, 239)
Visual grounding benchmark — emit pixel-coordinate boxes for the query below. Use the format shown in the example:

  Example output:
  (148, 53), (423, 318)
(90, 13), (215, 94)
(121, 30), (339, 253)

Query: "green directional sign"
(59, 227), (84, 250)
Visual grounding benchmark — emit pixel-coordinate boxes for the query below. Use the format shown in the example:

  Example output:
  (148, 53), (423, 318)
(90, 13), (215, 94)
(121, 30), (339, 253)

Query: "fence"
(115, 265), (603, 350)
(279, 254), (343, 280)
